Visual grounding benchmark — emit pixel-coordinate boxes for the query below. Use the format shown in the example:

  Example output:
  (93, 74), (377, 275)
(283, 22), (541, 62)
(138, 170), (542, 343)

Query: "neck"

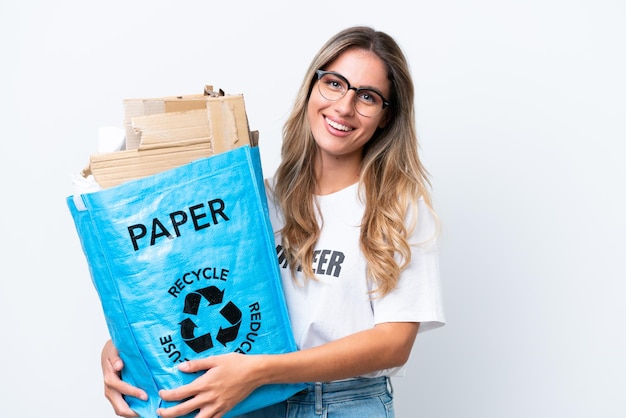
(314, 152), (361, 195)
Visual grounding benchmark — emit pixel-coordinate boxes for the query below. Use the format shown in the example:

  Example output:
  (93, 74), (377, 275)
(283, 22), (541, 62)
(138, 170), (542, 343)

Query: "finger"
(177, 356), (216, 373)
(103, 379), (147, 417)
(101, 342), (124, 374)
(156, 400), (200, 418)
(107, 377), (149, 402)
(103, 382), (141, 418)
(159, 384), (193, 402)
(102, 355), (148, 401)
(107, 394), (140, 418)
(111, 357), (124, 373)
(195, 406), (227, 418)
(103, 355), (124, 375)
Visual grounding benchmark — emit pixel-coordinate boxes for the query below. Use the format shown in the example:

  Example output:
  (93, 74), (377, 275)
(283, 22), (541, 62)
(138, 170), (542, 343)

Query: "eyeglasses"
(315, 70), (390, 117)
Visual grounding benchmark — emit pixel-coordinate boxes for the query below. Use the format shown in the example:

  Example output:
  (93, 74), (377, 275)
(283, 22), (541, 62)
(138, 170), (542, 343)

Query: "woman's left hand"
(156, 352), (262, 418)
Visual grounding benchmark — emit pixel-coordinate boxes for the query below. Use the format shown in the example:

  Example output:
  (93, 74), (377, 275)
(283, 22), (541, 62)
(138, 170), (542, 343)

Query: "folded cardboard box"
(84, 86), (258, 189)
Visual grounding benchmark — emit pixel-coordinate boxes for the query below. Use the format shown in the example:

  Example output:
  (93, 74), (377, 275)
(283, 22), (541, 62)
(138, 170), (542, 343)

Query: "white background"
(1, 1), (624, 417)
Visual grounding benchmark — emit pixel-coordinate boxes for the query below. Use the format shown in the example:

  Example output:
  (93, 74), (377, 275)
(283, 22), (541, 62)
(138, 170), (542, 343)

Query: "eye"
(357, 90), (380, 105)
(322, 74), (346, 92)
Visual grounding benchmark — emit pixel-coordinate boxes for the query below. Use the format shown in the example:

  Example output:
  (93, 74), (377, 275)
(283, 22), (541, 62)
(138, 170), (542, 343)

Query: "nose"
(333, 89), (357, 115)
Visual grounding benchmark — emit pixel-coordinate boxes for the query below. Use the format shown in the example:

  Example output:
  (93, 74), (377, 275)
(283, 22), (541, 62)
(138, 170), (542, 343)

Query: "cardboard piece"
(123, 85), (220, 150)
(86, 87), (258, 189)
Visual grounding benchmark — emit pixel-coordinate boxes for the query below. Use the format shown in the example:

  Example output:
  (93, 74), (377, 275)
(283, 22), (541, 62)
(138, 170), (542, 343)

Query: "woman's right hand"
(101, 339), (148, 417)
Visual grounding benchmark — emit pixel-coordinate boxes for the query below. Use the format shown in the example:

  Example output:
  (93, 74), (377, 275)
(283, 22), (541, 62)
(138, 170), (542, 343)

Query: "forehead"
(325, 48), (390, 95)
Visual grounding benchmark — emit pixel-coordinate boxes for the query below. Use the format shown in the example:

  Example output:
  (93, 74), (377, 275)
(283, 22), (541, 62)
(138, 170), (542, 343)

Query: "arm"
(261, 321), (418, 383)
(157, 321), (419, 418)
(101, 339), (148, 418)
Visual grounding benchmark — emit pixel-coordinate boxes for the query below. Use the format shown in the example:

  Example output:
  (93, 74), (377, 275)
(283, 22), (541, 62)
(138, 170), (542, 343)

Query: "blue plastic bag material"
(67, 145), (305, 417)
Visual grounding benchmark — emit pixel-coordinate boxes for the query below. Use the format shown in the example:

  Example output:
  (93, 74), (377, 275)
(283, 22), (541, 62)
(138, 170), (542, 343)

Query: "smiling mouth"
(325, 117), (353, 132)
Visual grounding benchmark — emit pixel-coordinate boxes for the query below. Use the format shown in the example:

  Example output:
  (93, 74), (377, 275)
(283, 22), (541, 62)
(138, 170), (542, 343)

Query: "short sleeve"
(372, 198), (446, 333)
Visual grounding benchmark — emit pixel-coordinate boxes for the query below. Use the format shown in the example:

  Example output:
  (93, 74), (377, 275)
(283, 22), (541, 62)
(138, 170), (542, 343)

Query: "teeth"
(326, 117), (352, 132)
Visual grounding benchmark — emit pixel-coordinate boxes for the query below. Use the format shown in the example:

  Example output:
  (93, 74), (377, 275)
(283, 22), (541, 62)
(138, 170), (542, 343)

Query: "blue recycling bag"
(67, 145), (305, 417)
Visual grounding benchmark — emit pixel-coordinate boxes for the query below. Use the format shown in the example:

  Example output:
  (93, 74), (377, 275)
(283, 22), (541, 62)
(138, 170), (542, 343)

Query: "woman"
(102, 25), (445, 418)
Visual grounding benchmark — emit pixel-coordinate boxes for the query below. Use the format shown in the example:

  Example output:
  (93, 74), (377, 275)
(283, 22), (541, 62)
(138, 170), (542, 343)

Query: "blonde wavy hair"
(272, 26), (439, 297)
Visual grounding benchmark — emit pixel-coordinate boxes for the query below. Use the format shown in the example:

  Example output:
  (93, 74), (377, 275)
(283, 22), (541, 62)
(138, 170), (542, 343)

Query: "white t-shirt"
(266, 181), (445, 377)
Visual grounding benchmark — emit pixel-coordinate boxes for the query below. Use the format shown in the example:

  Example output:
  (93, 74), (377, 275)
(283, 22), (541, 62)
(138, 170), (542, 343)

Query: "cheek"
(306, 97), (315, 120)
(307, 89), (324, 114)
(307, 93), (325, 128)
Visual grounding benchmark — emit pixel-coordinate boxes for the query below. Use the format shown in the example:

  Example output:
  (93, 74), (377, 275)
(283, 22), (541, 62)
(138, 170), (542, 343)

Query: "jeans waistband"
(292, 376), (393, 414)
(290, 376), (393, 415)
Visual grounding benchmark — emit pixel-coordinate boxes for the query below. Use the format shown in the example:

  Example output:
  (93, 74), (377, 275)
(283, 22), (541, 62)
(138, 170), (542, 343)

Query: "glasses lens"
(318, 72), (346, 101)
(354, 90), (384, 117)
(317, 71), (385, 117)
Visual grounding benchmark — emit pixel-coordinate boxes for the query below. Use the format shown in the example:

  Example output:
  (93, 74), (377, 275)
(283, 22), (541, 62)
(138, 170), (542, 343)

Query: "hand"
(156, 352), (262, 418)
(101, 339), (149, 417)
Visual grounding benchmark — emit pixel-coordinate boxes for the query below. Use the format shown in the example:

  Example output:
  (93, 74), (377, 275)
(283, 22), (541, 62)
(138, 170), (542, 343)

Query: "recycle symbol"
(179, 286), (242, 354)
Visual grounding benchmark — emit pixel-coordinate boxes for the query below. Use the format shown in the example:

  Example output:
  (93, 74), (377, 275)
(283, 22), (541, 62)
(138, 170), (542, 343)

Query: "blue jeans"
(233, 376), (394, 417)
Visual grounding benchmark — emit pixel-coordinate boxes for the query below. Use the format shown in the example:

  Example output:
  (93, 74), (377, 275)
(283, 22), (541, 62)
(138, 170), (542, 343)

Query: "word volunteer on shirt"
(275, 244), (345, 278)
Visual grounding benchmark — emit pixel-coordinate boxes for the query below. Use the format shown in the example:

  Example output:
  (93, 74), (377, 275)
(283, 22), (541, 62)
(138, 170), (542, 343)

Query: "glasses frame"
(315, 70), (390, 117)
